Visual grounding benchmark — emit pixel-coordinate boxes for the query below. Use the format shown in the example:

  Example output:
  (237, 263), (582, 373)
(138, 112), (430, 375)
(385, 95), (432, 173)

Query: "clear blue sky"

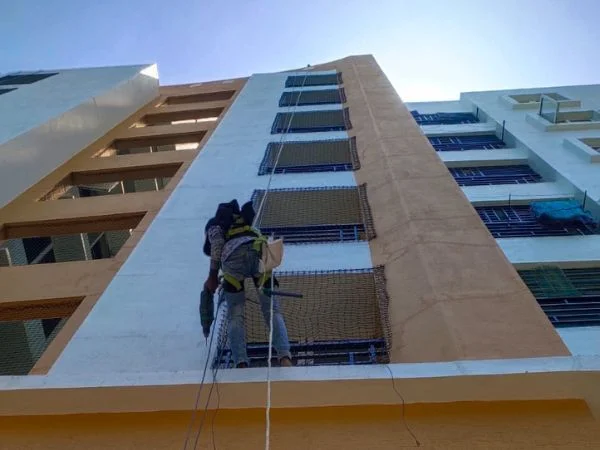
(2, 0), (599, 101)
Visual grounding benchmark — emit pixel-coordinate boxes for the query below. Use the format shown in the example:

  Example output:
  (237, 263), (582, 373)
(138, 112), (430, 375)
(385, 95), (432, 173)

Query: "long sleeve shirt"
(206, 225), (255, 271)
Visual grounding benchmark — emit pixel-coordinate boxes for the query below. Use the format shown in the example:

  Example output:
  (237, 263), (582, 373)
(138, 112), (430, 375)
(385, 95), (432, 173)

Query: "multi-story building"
(0, 56), (599, 448)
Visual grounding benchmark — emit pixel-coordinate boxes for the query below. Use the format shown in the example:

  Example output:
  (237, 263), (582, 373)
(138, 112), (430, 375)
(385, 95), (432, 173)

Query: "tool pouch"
(258, 238), (284, 273)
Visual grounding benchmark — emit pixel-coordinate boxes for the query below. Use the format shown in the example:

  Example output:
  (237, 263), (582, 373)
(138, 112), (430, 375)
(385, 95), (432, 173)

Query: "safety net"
(214, 267), (391, 368)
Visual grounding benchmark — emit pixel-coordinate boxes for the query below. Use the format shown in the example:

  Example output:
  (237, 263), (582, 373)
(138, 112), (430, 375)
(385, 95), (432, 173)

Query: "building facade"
(0, 56), (599, 448)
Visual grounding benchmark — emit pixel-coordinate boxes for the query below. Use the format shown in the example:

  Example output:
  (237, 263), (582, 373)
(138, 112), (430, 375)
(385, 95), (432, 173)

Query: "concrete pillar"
(334, 55), (569, 362)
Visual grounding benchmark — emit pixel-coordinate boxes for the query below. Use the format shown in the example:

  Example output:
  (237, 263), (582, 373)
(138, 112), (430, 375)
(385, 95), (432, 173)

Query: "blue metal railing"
(259, 224), (364, 244)
(259, 162), (353, 175)
(537, 295), (600, 327)
(216, 338), (388, 368)
(476, 205), (597, 238)
(450, 165), (542, 186)
(519, 267), (600, 327)
(429, 134), (505, 151)
(411, 111), (479, 125)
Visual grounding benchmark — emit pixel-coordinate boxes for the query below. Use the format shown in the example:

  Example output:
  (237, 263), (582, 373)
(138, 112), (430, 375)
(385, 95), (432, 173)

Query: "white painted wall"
(500, 235), (600, 267)
(0, 65), (159, 208)
(557, 327), (600, 356)
(405, 100), (469, 114)
(420, 123), (496, 136)
(51, 70), (371, 375)
(440, 148), (529, 167)
(461, 84), (600, 211)
(461, 86), (600, 350)
(413, 85), (600, 348)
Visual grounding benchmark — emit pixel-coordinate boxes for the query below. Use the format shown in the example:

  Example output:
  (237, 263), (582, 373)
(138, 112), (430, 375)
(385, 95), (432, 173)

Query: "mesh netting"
(518, 266), (600, 298)
(279, 89), (346, 107)
(216, 267), (391, 367)
(271, 109), (352, 134)
(0, 317), (67, 375)
(252, 185), (376, 242)
(357, 184), (377, 240)
(258, 138), (360, 175)
(254, 186), (362, 227)
(38, 179), (77, 201)
(285, 73), (343, 88)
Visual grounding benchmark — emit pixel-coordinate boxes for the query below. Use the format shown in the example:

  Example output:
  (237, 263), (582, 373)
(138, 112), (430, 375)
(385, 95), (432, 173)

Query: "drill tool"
(199, 287), (215, 343)
(262, 289), (304, 299)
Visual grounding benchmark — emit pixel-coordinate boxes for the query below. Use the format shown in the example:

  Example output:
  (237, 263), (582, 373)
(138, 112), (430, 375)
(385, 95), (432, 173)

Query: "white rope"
(265, 274), (275, 450)
(252, 69), (311, 450)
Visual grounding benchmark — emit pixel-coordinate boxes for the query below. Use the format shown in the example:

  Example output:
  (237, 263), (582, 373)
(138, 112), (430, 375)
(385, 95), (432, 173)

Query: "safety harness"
(222, 217), (271, 292)
(203, 200), (273, 293)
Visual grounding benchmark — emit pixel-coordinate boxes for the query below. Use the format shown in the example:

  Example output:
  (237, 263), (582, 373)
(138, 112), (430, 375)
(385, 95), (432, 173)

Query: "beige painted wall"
(0, 78), (247, 374)
(307, 55), (569, 362)
(1, 401), (599, 449)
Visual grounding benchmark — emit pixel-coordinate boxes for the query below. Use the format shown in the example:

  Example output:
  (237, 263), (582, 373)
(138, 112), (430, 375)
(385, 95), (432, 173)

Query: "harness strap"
(222, 273), (243, 291)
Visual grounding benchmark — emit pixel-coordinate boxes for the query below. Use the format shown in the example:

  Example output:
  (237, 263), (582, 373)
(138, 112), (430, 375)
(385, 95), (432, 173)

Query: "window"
(251, 185), (375, 243)
(279, 89), (346, 107)
(0, 213), (142, 266)
(164, 90), (235, 105)
(99, 132), (206, 157)
(519, 266), (600, 327)
(285, 73), (342, 88)
(411, 111), (478, 125)
(476, 205), (596, 238)
(40, 162), (179, 201)
(1, 231), (131, 266)
(258, 138), (360, 175)
(214, 267), (390, 367)
(271, 109), (352, 134)
(0, 298), (80, 375)
(137, 107), (223, 127)
(0, 88), (16, 96)
(449, 165), (542, 186)
(428, 134), (505, 151)
(0, 73), (57, 85)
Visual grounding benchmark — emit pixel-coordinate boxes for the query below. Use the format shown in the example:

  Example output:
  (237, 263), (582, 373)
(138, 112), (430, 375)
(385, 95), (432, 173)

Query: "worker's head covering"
(203, 199), (255, 256)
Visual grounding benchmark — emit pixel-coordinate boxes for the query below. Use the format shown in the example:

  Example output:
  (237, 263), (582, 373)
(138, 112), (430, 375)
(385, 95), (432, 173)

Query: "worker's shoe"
(279, 357), (293, 367)
(236, 362), (249, 369)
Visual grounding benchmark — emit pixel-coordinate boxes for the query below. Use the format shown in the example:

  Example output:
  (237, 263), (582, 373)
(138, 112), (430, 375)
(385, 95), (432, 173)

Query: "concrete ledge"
(564, 138), (600, 163)
(420, 123), (497, 137)
(463, 182), (573, 206)
(0, 356), (597, 415)
(501, 235), (600, 267)
(440, 148), (529, 167)
(500, 95), (580, 110)
(526, 113), (600, 132)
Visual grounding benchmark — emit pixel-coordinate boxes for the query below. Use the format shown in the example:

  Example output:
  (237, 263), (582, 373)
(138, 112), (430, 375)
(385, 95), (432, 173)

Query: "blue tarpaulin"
(530, 200), (597, 227)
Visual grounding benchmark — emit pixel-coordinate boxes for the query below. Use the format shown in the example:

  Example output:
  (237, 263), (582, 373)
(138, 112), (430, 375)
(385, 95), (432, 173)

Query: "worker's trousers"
(221, 242), (291, 367)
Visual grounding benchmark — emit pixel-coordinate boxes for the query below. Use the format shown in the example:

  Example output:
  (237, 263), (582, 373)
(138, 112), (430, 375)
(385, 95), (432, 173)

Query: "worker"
(203, 199), (292, 368)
